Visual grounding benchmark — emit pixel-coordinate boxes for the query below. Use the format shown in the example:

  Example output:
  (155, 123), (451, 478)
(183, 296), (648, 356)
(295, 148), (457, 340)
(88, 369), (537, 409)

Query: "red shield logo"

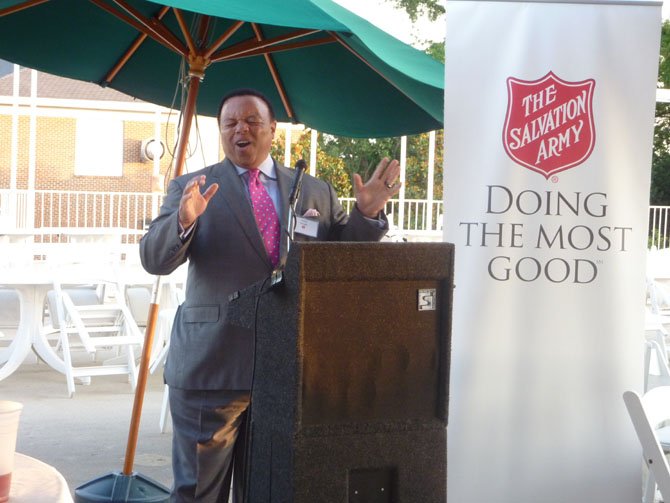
(503, 72), (595, 178)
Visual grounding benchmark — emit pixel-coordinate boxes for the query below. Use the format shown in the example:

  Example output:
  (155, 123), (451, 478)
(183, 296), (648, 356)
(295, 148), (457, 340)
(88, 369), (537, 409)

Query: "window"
(75, 117), (123, 176)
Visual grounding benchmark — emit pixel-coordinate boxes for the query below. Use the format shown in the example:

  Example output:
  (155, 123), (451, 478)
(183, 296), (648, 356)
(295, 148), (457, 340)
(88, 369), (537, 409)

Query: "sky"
(335, 0), (670, 47)
(333, 0), (446, 47)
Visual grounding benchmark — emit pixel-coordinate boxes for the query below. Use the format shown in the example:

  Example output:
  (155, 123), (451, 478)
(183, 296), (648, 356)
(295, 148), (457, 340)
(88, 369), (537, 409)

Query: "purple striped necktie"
(247, 169), (280, 267)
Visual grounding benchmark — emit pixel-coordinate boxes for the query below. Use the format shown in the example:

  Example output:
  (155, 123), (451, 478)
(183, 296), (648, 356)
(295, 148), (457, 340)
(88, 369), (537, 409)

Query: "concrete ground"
(0, 359), (173, 498)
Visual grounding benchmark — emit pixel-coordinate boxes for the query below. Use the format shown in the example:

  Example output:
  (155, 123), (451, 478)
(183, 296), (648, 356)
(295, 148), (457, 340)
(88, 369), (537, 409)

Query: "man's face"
(219, 95), (276, 170)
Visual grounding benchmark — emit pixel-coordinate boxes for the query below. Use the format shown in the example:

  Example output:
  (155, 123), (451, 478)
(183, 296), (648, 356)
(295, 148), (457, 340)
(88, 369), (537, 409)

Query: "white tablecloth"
(9, 453), (73, 503)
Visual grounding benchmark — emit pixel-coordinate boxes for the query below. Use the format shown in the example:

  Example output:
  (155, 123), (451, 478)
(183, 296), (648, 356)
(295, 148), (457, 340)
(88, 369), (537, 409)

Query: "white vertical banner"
(444, 1), (661, 502)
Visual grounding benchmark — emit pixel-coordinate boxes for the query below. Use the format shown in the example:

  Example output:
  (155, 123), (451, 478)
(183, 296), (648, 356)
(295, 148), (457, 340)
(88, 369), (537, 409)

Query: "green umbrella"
(0, 0), (443, 175)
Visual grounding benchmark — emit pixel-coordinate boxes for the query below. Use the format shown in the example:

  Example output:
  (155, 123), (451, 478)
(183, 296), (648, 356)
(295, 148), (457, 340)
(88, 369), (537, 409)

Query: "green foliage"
(270, 128), (443, 201)
(319, 135), (400, 196)
(652, 103), (670, 205)
(404, 130), (444, 200)
(654, 22), (670, 205)
(660, 20), (670, 89)
(390, 0), (445, 22)
(423, 40), (445, 63)
(298, 131), (353, 196)
(271, 129), (354, 196)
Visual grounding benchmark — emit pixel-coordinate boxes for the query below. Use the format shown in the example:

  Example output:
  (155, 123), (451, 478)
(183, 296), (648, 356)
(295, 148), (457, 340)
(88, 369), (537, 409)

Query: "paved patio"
(0, 360), (173, 497)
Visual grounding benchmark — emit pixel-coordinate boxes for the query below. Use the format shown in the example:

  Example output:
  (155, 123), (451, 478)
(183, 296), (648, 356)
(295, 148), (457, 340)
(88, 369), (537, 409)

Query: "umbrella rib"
(210, 29), (319, 63)
(217, 35), (335, 62)
(112, 0), (187, 55)
(204, 21), (245, 60)
(251, 23), (295, 121)
(89, 0), (186, 56)
(172, 9), (210, 78)
(0, 0), (49, 17)
(102, 5), (170, 85)
(173, 8), (199, 57)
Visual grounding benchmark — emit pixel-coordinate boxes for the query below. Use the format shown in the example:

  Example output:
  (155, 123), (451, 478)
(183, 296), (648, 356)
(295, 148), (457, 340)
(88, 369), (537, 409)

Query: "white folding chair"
(649, 279), (670, 319)
(48, 281), (143, 397)
(646, 310), (670, 361)
(0, 288), (20, 364)
(645, 340), (670, 392)
(623, 387), (670, 503)
(0, 288), (20, 342)
(148, 307), (179, 434)
(148, 282), (184, 434)
(125, 286), (151, 329)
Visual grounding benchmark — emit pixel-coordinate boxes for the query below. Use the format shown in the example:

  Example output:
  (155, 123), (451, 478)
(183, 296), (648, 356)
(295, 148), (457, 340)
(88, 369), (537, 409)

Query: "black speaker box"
(229, 242), (453, 503)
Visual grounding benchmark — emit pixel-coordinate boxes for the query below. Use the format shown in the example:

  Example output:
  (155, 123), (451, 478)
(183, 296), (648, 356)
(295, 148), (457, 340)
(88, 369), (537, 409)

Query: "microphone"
(288, 159), (307, 207)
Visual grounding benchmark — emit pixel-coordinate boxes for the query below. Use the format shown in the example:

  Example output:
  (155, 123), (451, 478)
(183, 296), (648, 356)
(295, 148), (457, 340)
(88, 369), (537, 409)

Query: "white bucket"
(0, 401), (22, 503)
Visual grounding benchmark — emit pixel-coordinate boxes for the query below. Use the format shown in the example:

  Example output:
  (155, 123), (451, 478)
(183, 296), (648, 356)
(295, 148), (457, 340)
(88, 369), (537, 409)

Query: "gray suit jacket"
(139, 158), (388, 390)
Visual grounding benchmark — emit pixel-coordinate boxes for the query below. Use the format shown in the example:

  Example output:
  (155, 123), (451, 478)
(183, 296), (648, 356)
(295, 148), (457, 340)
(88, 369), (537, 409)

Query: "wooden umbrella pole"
(173, 73), (202, 178)
(121, 71), (203, 475)
(122, 277), (163, 475)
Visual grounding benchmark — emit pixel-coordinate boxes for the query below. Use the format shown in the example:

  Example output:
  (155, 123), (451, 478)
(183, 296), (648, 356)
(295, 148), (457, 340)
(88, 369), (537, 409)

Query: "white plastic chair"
(0, 288), (20, 342)
(150, 283), (184, 433)
(646, 310), (670, 361)
(645, 340), (670, 392)
(148, 307), (178, 434)
(125, 286), (151, 328)
(649, 278), (670, 319)
(0, 288), (21, 366)
(48, 281), (143, 397)
(623, 387), (670, 503)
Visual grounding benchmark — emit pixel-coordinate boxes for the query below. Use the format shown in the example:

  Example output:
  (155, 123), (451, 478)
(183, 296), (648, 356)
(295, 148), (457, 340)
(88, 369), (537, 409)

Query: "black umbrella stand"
(74, 296), (170, 502)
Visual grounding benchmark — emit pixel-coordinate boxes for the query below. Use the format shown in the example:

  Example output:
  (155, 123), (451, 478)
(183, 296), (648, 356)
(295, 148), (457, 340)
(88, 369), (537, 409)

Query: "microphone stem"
(284, 161), (306, 267)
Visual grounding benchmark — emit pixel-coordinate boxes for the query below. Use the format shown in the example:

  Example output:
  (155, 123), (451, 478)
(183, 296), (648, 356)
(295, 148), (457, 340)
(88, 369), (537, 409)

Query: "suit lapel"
(211, 159), (270, 266)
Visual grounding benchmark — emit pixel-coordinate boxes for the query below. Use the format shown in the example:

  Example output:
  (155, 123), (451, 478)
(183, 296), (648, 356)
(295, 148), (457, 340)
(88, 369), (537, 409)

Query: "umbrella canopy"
(0, 0), (443, 139)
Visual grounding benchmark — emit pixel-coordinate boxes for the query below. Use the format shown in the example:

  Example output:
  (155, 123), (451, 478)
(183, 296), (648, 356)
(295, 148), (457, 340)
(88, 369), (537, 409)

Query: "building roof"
(0, 66), (140, 102)
(0, 60), (12, 78)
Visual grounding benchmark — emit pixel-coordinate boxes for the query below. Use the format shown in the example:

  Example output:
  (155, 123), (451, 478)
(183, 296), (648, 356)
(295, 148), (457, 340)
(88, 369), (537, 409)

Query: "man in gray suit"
(140, 88), (401, 502)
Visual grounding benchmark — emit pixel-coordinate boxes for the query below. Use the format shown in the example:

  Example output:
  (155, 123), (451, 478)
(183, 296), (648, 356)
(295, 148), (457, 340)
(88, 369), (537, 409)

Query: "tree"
(270, 128), (443, 203)
(653, 21), (670, 205)
(390, 0), (444, 22)
(271, 129), (353, 196)
(659, 21), (670, 87)
(652, 103), (670, 205)
(423, 40), (444, 63)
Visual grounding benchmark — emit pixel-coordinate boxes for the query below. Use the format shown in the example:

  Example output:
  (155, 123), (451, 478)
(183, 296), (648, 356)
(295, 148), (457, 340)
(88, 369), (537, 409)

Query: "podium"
(228, 242), (453, 502)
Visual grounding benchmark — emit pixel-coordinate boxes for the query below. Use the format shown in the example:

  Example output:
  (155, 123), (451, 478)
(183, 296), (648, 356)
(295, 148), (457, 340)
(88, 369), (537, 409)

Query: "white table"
(8, 453), (73, 502)
(0, 261), (186, 381)
(0, 231), (42, 268)
(0, 263), (114, 380)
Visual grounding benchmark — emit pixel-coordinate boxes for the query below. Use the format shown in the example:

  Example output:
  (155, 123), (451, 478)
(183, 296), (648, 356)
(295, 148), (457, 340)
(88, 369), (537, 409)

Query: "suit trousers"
(169, 388), (251, 503)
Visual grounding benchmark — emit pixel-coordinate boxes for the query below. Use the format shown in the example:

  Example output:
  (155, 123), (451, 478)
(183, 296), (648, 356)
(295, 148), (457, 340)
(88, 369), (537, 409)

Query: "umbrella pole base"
(74, 471), (170, 503)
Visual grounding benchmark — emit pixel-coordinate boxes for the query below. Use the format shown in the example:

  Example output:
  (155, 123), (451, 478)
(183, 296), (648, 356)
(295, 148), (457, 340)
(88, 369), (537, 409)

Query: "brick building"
(0, 65), (221, 230)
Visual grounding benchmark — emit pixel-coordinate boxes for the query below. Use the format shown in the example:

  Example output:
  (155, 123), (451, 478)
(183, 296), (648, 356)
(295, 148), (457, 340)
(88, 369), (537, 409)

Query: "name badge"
(295, 216), (319, 238)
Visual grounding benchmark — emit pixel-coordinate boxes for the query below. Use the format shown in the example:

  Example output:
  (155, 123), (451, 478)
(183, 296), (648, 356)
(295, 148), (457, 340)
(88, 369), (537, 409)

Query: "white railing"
(0, 190), (445, 236)
(340, 197), (444, 239)
(650, 206), (670, 249)
(5, 189), (670, 247)
(0, 189), (163, 243)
